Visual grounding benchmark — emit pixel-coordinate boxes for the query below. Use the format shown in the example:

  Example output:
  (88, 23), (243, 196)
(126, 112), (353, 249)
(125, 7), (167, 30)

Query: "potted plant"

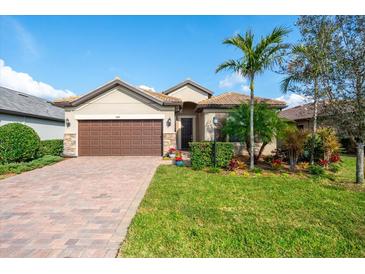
(175, 150), (184, 167)
(168, 147), (176, 158)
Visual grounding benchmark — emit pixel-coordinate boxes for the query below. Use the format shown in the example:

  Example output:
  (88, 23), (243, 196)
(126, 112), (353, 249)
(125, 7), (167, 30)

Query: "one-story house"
(0, 86), (65, 140)
(278, 102), (320, 130)
(54, 78), (286, 157)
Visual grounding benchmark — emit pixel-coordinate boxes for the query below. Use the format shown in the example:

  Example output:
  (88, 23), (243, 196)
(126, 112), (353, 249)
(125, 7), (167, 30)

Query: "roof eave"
(0, 108), (64, 122)
(68, 79), (166, 107)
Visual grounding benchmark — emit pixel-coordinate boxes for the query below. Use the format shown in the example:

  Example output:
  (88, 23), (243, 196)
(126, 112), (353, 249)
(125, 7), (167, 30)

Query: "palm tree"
(216, 27), (290, 170)
(281, 44), (327, 164)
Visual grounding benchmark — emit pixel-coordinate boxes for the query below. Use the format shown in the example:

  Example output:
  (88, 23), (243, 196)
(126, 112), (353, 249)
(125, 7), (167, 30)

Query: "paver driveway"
(0, 156), (161, 258)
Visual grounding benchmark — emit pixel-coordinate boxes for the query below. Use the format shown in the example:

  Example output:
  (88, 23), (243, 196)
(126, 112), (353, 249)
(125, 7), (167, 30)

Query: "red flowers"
(168, 147), (176, 154)
(272, 159), (283, 170)
(272, 159), (282, 165)
(319, 159), (329, 167)
(330, 154), (341, 163)
(175, 156), (183, 161)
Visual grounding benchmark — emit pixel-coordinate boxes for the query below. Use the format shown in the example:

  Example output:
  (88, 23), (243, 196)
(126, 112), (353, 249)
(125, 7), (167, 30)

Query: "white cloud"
(276, 93), (311, 109)
(0, 59), (75, 100)
(219, 72), (246, 89)
(241, 84), (250, 93)
(138, 84), (156, 92)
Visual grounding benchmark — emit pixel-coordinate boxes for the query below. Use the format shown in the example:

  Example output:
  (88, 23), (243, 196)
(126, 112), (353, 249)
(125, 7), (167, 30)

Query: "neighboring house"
(54, 78), (286, 157)
(278, 102), (323, 130)
(0, 86), (65, 140)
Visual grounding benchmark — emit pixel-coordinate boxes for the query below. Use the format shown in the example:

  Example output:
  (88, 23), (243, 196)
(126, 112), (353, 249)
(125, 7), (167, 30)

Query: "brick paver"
(0, 156), (160, 258)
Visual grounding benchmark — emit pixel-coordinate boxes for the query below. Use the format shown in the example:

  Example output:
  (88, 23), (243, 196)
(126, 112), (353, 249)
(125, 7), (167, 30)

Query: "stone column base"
(163, 133), (176, 155)
(63, 133), (77, 157)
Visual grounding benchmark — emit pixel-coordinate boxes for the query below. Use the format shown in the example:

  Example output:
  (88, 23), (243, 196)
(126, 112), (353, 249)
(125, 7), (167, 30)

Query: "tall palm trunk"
(310, 78), (319, 165)
(249, 77), (255, 170)
(356, 142), (364, 184)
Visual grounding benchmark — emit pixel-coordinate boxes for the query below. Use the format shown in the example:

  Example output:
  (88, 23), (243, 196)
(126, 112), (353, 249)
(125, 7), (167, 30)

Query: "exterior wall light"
(213, 116), (219, 126)
(66, 118), (71, 128)
(166, 118), (171, 127)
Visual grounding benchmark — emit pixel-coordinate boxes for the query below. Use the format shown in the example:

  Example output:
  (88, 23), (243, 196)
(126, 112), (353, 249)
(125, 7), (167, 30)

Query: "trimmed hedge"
(40, 139), (64, 156)
(190, 142), (234, 170)
(0, 123), (41, 163)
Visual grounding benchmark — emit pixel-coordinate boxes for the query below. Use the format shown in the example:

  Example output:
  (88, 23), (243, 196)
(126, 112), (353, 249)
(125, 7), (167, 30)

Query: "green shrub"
(0, 155), (63, 175)
(208, 167), (221, 174)
(190, 142), (234, 170)
(308, 164), (325, 176)
(252, 167), (263, 174)
(40, 139), (63, 156)
(329, 163), (341, 173)
(0, 123), (41, 163)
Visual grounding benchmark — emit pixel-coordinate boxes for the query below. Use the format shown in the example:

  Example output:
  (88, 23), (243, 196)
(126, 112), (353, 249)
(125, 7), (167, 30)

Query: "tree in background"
(323, 16), (365, 184)
(216, 27), (290, 170)
(222, 103), (287, 163)
(281, 17), (334, 164)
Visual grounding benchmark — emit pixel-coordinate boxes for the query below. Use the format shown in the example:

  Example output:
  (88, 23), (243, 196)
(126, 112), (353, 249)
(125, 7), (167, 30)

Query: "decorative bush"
(297, 162), (310, 170)
(0, 123), (41, 163)
(227, 159), (246, 171)
(308, 164), (325, 176)
(190, 142), (234, 170)
(329, 163), (341, 173)
(40, 139), (64, 156)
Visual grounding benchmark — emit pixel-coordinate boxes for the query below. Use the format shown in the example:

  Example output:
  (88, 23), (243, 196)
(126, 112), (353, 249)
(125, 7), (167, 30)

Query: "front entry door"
(181, 118), (193, 150)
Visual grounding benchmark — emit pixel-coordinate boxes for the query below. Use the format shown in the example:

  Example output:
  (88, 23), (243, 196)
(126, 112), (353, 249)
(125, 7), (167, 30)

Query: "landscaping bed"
(119, 155), (365, 257)
(0, 155), (64, 180)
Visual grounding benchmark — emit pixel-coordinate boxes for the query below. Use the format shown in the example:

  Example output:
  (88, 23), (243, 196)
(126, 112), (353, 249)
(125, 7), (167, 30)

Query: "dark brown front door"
(78, 120), (162, 156)
(181, 118), (193, 150)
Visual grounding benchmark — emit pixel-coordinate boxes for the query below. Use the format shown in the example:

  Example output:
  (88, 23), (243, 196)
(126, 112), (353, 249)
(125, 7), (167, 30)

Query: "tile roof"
(137, 87), (182, 104)
(197, 92), (287, 109)
(0, 86), (64, 121)
(278, 102), (322, 121)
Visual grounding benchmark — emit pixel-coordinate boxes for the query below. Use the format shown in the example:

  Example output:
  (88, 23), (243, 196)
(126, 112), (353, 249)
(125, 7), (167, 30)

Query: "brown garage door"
(78, 120), (162, 156)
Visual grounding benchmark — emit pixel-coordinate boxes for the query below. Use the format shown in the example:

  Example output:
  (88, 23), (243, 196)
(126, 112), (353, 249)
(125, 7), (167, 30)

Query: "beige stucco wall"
(64, 87), (176, 156)
(167, 85), (209, 103)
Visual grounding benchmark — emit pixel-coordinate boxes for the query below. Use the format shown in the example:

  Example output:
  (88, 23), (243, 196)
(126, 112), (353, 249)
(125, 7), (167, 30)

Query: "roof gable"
(163, 80), (214, 96)
(55, 78), (182, 108)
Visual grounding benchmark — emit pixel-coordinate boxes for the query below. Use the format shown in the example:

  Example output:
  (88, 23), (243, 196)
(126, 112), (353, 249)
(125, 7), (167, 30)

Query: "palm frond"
(255, 26), (291, 56)
(215, 59), (242, 74)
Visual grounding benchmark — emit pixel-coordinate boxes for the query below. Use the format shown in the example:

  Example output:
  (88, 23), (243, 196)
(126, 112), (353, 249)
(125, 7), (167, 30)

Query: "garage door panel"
(78, 120), (162, 156)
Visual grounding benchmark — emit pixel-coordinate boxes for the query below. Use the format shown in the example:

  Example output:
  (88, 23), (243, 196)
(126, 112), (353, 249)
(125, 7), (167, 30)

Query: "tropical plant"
(282, 127), (309, 171)
(216, 26), (290, 169)
(222, 103), (288, 163)
(317, 127), (341, 162)
(281, 18), (334, 164)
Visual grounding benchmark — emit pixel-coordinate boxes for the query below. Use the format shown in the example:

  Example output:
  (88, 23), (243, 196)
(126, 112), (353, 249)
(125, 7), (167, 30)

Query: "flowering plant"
(175, 156), (183, 161)
(319, 159), (329, 168)
(168, 147), (176, 154)
(272, 159), (283, 170)
(330, 154), (341, 163)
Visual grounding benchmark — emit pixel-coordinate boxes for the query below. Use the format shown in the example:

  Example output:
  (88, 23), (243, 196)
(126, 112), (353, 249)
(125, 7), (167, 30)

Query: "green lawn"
(119, 156), (365, 257)
(0, 155), (63, 180)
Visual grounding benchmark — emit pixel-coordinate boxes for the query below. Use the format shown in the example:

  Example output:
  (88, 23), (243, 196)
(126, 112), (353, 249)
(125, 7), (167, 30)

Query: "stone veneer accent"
(63, 133), (77, 157)
(163, 132), (176, 155)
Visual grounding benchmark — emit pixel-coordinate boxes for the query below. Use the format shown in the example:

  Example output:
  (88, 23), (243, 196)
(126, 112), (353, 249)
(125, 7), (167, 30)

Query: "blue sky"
(0, 16), (304, 105)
